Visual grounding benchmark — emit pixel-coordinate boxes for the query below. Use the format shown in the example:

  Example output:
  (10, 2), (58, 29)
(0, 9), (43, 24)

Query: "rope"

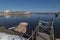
(40, 20), (50, 23)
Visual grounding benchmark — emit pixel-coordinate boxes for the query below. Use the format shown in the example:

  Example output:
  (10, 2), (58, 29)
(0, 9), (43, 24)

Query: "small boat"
(55, 13), (58, 17)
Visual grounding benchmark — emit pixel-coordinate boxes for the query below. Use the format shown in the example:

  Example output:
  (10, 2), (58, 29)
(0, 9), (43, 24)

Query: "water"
(0, 13), (60, 38)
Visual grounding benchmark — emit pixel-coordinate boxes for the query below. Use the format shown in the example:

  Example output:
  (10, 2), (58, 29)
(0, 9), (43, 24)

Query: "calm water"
(0, 13), (60, 38)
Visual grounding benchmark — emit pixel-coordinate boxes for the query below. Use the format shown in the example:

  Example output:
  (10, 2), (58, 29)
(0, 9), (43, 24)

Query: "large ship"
(0, 10), (30, 16)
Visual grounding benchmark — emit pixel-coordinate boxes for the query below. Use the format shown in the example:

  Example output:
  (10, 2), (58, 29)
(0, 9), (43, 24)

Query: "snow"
(0, 33), (28, 40)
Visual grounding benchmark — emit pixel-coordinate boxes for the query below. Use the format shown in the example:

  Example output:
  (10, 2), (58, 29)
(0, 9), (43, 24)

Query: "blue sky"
(0, 0), (60, 13)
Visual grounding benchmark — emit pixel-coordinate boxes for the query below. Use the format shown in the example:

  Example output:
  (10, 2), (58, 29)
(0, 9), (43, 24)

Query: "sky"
(0, 0), (60, 13)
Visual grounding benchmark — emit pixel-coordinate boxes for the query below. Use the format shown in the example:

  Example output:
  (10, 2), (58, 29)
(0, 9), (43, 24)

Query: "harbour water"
(0, 13), (60, 38)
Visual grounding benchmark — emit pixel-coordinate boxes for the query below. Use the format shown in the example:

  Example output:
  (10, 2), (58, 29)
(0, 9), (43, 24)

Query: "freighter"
(0, 10), (30, 16)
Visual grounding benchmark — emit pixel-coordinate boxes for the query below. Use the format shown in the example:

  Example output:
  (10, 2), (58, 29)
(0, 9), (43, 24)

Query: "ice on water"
(0, 33), (27, 40)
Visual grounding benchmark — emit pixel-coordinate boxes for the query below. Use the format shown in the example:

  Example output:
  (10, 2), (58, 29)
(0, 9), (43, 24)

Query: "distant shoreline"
(30, 12), (60, 14)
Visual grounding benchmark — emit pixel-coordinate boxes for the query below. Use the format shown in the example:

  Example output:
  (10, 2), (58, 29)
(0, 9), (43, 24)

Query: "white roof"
(4, 10), (10, 13)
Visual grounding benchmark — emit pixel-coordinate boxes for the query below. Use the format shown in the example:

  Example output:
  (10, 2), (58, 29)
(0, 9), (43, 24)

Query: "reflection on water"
(5, 15), (11, 18)
(0, 13), (60, 38)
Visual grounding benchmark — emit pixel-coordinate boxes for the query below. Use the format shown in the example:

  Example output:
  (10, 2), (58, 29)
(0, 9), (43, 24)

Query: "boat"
(55, 13), (58, 17)
(0, 10), (30, 16)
